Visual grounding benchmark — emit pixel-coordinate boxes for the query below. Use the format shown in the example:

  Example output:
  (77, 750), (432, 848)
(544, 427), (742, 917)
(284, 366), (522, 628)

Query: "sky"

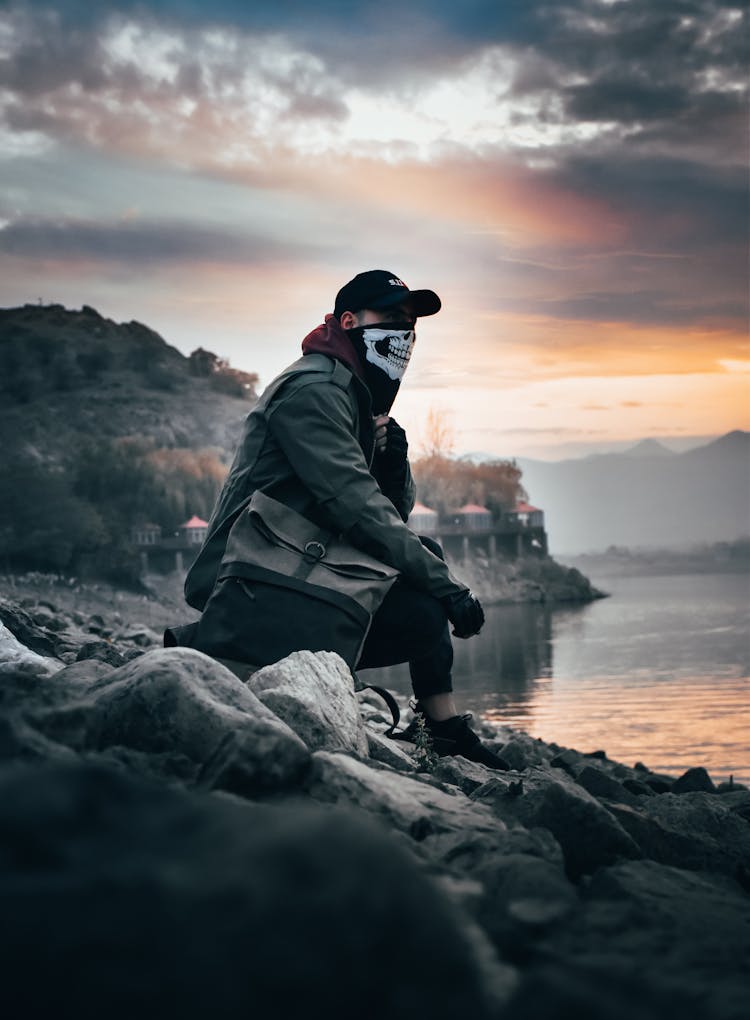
(0, 0), (748, 459)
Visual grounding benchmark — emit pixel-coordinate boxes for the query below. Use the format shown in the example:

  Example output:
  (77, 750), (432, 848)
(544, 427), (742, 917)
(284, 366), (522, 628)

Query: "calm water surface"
(367, 571), (750, 784)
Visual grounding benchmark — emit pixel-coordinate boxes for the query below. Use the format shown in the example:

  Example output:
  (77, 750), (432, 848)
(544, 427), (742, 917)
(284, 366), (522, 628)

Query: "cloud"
(0, 216), (311, 265)
(0, 0), (745, 344)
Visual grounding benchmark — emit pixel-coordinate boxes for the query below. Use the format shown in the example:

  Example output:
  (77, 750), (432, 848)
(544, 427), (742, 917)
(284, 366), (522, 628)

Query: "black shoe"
(397, 703), (511, 771)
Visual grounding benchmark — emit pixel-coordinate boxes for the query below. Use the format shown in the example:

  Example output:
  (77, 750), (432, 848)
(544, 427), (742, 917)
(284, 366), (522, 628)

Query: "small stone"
(550, 748), (581, 772)
(432, 757), (500, 794)
(576, 765), (637, 805)
(622, 778), (656, 797)
(644, 775), (674, 794)
(76, 641), (127, 667)
(672, 766), (715, 794)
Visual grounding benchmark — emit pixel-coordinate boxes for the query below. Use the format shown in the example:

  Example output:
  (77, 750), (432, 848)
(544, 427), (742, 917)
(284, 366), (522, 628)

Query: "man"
(183, 270), (508, 769)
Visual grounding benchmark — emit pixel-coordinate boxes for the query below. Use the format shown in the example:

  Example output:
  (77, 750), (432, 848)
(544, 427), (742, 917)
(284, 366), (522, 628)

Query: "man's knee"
(407, 590), (449, 644)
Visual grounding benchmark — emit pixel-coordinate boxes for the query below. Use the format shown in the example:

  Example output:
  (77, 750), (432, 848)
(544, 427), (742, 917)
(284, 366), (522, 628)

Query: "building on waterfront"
(454, 503), (493, 531)
(179, 515), (209, 546)
(509, 501), (545, 529)
(132, 523), (162, 546)
(408, 501), (440, 533)
(130, 513), (208, 573)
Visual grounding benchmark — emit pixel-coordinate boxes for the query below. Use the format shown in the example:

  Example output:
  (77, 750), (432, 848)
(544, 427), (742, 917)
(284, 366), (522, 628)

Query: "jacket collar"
(301, 314), (365, 381)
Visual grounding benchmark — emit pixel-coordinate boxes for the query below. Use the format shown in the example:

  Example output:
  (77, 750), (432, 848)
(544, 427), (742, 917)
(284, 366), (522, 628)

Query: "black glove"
(374, 418), (408, 496)
(442, 589), (485, 638)
(377, 418), (408, 464)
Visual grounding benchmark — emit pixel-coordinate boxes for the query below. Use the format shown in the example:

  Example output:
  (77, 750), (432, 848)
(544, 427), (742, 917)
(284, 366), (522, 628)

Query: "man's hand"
(373, 416), (408, 460)
(442, 589), (485, 638)
(374, 414), (390, 454)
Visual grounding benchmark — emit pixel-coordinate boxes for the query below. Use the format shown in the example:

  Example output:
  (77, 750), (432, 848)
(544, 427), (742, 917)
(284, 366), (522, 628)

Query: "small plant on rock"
(412, 713), (439, 773)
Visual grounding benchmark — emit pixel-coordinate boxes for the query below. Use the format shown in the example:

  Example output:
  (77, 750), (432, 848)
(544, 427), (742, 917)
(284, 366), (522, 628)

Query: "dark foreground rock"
(0, 761), (509, 1020)
(0, 594), (748, 1020)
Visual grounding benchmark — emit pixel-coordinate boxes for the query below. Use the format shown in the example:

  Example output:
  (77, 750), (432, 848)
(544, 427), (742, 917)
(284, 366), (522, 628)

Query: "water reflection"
(452, 603), (553, 693)
(361, 572), (750, 783)
(363, 600), (559, 712)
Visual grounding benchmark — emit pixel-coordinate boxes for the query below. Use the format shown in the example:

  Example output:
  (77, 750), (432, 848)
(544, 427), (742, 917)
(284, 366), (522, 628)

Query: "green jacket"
(184, 353), (466, 611)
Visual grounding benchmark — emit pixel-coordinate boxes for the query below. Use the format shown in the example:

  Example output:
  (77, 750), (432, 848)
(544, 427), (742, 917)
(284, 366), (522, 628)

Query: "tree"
(420, 407), (455, 459)
(411, 411), (526, 517)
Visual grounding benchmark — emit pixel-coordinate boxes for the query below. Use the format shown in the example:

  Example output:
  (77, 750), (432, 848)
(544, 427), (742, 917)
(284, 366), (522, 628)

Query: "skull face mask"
(346, 322), (416, 415)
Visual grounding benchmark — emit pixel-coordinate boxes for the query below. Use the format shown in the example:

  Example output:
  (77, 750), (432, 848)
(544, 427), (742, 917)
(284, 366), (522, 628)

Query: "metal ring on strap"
(303, 540), (326, 560)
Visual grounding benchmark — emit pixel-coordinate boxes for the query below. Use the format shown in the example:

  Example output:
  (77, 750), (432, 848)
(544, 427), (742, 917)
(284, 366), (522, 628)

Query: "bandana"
(346, 323), (416, 414)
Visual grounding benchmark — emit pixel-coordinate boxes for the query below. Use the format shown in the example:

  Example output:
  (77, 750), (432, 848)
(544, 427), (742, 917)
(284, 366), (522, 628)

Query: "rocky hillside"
(0, 592), (747, 1020)
(0, 302), (256, 461)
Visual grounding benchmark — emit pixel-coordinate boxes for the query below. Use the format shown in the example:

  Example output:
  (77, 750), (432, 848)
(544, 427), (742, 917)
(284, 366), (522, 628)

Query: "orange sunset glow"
(0, 0), (747, 458)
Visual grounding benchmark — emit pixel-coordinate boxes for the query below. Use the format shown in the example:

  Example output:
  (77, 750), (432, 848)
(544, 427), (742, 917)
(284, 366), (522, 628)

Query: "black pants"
(356, 536), (454, 699)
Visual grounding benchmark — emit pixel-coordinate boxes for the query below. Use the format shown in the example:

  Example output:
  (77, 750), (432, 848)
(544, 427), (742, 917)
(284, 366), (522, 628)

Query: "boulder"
(504, 859), (750, 1020)
(0, 598), (59, 656)
(0, 714), (77, 765)
(31, 648), (311, 795)
(621, 778), (656, 797)
(472, 765), (641, 878)
(468, 852), (579, 959)
(76, 640), (128, 667)
(672, 766), (716, 794)
(0, 760), (511, 1020)
(0, 658), (111, 718)
(115, 625), (161, 648)
(418, 825), (565, 874)
(575, 764), (639, 806)
(308, 751), (503, 841)
(248, 650), (369, 755)
(550, 748), (582, 773)
(432, 755), (506, 795)
(497, 732), (550, 771)
(626, 792), (750, 878)
(366, 729), (418, 772)
(0, 621), (62, 678)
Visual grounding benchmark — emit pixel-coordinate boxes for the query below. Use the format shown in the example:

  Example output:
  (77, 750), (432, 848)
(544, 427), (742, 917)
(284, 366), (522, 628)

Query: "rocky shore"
(1, 590), (748, 1020)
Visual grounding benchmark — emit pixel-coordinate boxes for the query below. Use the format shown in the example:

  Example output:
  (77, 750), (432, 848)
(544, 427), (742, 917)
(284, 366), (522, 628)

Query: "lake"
(366, 570), (750, 785)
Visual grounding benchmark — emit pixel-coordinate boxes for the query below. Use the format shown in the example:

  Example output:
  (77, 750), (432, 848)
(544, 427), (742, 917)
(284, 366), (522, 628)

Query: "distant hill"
(517, 431), (750, 554)
(0, 304), (260, 578)
(0, 303), (256, 463)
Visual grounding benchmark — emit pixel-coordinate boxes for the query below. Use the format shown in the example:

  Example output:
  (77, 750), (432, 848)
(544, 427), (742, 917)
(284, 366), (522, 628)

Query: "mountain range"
(516, 431), (750, 554)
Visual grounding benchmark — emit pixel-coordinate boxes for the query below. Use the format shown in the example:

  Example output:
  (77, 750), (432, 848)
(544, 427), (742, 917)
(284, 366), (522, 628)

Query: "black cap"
(334, 270), (441, 319)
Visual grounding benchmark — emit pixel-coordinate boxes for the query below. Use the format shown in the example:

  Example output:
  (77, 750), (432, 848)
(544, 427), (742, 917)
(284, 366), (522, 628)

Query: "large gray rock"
(486, 731), (548, 771)
(31, 648), (311, 795)
(672, 766), (716, 794)
(504, 859), (750, 1020)
(418, 824), (565, 875)
(366, 729), (418, 772)
(472, 765), (641, 877)
(575, 764), (639, 806)
(248, 650), (369, 755)
(0, 713), (77, 765)
(0, 598), (59, 657)
(617, 791), (750, 878)
(432, 755), (506, 795)
(0, 621), (62, 678)
(468, 852), (579, 958)
(308, 751), (503, 841)
(0, 760), (510, 1020)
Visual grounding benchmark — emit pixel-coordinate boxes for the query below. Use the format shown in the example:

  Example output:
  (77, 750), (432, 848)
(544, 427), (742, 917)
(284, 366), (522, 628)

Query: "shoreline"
(1, 586), (749, 1019)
